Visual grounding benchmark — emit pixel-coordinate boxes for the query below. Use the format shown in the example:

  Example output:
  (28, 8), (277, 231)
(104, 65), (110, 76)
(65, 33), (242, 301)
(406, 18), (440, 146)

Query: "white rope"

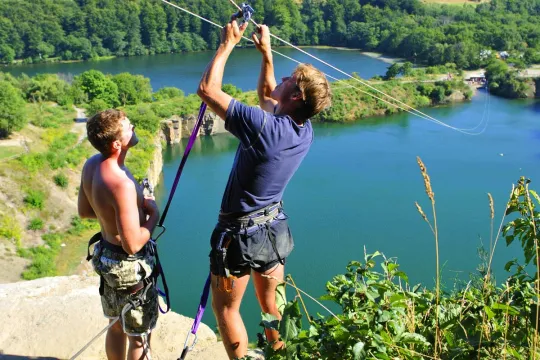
(159, 0), (488, 135)
(69, 303), (134, 360)
(226, 0), (486, 134)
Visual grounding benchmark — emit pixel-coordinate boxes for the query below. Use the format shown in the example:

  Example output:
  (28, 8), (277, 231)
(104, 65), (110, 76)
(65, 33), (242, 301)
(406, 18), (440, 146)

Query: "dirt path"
(72, 106), (87, 146)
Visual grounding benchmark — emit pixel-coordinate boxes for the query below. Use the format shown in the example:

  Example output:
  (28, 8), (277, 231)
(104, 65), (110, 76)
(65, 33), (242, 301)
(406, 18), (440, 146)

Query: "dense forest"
(1, 0), (539, 69)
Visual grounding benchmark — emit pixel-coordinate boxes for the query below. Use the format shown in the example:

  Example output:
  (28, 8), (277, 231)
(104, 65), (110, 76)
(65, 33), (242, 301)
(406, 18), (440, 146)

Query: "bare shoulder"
(82, 154), (102, 175)
(111, 175), (137, 200)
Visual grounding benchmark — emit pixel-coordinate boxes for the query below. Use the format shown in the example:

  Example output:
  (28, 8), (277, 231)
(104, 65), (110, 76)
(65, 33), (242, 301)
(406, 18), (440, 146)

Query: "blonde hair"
(294, 64), (332, 118)
(86, 109), (125, 155)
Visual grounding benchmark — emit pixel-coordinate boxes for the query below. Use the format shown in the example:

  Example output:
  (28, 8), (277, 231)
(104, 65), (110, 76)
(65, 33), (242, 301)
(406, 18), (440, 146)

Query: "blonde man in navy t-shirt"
(197, 17), (331, 359)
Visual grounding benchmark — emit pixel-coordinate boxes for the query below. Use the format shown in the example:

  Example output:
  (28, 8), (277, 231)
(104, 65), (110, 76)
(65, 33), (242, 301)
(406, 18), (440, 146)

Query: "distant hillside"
(0, 0), (539, 69)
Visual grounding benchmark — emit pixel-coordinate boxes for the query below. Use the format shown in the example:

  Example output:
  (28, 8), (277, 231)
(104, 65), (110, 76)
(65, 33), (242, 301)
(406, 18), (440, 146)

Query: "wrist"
(219, 42), (235, 53)
(262, 51), (273, 62)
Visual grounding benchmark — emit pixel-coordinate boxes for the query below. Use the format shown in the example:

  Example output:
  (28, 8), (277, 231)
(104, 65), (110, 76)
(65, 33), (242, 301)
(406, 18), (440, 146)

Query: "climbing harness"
(69, 252), (155, 360)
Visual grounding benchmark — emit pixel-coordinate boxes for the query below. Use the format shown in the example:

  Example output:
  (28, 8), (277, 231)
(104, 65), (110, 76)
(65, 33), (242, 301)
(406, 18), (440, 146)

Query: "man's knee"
(128, 335), (147, 348)
(109, 319), (124, 333)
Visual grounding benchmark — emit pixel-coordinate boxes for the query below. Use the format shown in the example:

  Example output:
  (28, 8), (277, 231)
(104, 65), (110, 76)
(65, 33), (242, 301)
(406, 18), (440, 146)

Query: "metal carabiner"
(178, 332), (198, 360)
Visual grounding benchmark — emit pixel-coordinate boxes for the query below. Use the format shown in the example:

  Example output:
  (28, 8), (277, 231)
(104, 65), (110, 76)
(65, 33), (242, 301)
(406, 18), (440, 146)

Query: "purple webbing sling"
(155, 102), (207, 315)
(178, 273), (212, 360)
(159, 102), (207, 227)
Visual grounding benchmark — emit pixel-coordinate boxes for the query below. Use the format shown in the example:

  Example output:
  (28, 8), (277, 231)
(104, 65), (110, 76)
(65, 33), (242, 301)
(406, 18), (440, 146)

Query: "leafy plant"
(23, 190), (45, 210)
(53, 173), (69, 188)
(27, 218), (44, 230)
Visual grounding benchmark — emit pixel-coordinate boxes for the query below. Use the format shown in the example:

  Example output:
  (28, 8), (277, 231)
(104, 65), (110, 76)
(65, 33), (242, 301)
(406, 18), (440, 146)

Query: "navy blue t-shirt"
(221, 99), (314, 214)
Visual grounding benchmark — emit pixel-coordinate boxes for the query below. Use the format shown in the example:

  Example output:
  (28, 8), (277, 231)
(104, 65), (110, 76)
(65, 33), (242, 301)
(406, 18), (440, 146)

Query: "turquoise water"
(155, 90), (539, 336)
(3, 47), (388, 94)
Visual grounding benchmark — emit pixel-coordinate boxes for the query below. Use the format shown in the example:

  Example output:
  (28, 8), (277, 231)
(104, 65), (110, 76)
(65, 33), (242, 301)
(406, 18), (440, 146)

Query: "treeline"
(1, 0), (540, 69)
(0, 66), (474, 138)
(0, 70), (203, 137)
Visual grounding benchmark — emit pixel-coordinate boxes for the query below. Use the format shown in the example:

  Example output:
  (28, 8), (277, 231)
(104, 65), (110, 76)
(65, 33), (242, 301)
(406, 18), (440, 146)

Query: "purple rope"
(159, 102), (207, 227)
(178, 273), (211, 360)
(191, 273), (211, 334)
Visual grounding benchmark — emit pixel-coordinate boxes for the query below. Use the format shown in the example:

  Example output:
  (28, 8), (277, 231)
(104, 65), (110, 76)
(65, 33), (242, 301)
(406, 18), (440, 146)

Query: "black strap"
(153, 242), (171, 313)
(267, 223), (285, 265)
(86, 232), (102, 261)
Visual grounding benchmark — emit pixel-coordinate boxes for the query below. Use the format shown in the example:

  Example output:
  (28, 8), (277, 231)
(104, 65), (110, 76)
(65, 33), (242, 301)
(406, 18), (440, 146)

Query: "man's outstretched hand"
(221, 17), (248, 48)
(252, 25), (271, 56)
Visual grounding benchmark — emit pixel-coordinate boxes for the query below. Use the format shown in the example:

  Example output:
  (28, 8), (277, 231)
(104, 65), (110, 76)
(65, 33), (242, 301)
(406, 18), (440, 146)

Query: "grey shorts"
(209, 211), (294, 277)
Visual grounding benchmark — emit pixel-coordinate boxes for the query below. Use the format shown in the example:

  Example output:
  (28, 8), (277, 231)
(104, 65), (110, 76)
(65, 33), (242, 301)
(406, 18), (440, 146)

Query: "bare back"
(80, 154), (145, 246)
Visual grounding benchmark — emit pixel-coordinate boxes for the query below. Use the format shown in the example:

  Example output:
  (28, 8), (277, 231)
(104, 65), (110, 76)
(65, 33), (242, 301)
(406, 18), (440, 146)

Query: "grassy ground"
(0, 146), (24, 160)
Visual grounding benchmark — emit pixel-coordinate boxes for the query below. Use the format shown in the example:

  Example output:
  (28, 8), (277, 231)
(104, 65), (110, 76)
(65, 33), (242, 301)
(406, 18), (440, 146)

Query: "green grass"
(0, 146), (24, 160)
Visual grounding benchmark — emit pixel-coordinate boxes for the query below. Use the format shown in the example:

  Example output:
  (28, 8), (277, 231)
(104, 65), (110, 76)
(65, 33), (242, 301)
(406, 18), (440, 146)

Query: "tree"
(385, 63), (401, 79)
(0, 81), (26, 138)
(0, 45), (15, 64)
(112, 73), (152, 106)
(400, 62), (413, 76)
(74, 70), (119, 107)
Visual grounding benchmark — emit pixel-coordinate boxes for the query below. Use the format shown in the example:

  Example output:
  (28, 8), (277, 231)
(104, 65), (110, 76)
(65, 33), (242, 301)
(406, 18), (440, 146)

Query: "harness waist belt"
(218, 202), (282, 227)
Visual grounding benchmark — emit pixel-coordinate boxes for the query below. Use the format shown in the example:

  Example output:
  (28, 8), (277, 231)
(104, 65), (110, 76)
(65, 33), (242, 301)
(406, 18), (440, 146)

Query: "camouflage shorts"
(91, 241), (159, 336)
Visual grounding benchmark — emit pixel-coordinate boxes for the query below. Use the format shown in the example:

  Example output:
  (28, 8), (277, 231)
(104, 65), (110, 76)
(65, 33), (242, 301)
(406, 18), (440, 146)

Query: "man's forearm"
(258, 52), (277, 101)
(199, 43), (234, 93)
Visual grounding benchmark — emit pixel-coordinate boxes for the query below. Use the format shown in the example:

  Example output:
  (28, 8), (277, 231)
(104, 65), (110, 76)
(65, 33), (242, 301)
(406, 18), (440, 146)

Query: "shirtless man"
(78, 109), (160, 360)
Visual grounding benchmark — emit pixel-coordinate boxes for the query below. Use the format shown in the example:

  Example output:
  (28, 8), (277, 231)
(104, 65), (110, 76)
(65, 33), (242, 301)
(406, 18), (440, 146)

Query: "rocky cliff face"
(160, 111), (226, 145)
(147, 134), (163, 189)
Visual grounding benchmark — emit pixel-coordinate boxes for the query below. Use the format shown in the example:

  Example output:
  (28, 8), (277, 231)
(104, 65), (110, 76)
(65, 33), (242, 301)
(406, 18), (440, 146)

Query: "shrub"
(28, 218), (44, 230)
(53, 173), (69, 188)
(24, 190), (45, 210)
(0, 215), (22, 245)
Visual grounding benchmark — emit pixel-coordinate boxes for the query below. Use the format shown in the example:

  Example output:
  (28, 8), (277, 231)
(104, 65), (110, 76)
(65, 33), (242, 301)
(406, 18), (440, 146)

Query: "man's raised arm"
(252, 25), (277, 113)
(197, 18), (248, 120)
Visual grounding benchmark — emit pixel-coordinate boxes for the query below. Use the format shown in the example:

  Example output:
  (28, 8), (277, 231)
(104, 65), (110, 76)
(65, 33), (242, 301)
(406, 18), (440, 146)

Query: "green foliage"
(503, 177), (540, 265)
(316, 78), (469, 122)
(25, 74), (70, 103)
(53, 173), (69, 188)
(68, 216), (99, 236)
(27, 218), (44, 231)
(23, 190), (46, 210)
(19, 153), (46, 173)
(19, 217), (98, 280)
(73, 70), (119, 107)
(222, 83), (242, 97)
(0, 80), (26, 138)
(19, 232), (63, 280)
(86, 98), (109, 118)
(385, 63), (401, 80)
(125, 128), (155, 182)
(124, 103), (161, 133)
(0, 44), (15, 64)
(261, 250), (538, 359)
(0, 214), (22, 245)
(112, 72), (153, 106)
(153, 87), (184, 101)
(0, 0), (538, 68)
(485, 60), (531, 99)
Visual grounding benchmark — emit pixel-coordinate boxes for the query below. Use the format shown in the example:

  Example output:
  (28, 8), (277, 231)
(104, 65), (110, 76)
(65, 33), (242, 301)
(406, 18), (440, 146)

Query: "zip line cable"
(226, 0), (488, 135)
(158, 0), (488, 135)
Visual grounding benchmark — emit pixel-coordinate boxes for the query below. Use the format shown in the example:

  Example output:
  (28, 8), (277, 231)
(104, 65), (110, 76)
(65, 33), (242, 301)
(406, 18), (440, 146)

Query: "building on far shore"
(465, 71), (486, 88)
